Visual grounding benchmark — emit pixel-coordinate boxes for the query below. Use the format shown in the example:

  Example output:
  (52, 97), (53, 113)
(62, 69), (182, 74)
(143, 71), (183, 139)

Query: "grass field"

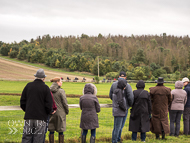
(1, 109), (190, 143)
(1, 81), (189, 142)
(0, 80), (175, 95)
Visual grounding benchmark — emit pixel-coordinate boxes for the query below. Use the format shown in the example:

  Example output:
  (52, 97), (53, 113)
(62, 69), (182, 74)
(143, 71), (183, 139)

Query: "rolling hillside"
(0, 57), (92, 81)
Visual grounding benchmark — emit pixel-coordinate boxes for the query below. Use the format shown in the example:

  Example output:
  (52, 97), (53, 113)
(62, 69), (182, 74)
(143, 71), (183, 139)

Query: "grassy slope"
(0, 55), (103, 79)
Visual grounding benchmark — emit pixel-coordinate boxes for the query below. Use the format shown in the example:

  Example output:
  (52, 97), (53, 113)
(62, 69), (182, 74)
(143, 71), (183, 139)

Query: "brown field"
(0, 58), (92, 81)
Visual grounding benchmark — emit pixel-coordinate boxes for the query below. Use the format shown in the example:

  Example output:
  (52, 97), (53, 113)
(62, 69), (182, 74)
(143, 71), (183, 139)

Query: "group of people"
(20, 69), (190, 143)
(109, 72), (190, 143)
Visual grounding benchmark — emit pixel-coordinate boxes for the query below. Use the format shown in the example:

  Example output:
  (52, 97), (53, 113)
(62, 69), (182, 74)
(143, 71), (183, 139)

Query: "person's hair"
(35, 77), (45, 81)
(50, 77), (60, 82)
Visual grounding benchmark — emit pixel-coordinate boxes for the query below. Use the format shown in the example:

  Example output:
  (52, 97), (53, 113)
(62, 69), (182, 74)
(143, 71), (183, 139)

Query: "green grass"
(0, 95), (112, 106)
(0, 80), (175, 95)
(1, 109), (190, 143)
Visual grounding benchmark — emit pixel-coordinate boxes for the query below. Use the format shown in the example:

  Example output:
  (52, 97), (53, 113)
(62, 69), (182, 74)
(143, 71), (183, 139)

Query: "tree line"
(0, 33), (190, 80)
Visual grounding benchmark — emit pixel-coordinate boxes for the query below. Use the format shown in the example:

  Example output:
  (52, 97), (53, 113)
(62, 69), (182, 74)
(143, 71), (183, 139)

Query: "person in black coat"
(129, 80), (151, 142)
(20, 69), (53, 143)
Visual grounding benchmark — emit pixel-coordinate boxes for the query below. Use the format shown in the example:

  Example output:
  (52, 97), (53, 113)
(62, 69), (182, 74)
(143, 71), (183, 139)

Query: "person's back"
(169, 81), (187, 137)
(150, 85), (171, 116)
(21, 79), (52, 120)
(149, 77), (171, 140)
(109, 71), (134, 143)
(20, 69), (53, 143)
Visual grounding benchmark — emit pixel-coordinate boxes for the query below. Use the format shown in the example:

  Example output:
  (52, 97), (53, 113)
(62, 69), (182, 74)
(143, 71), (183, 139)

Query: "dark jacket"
(112, 80), (127, 117)
(20, 79), (53, 121)
(129, 80), (151, 132)
(149, 84), (172, 134)
(80, 84), (100, 130)
(184, 83), (190, 108)
(109, 78), (134, 109)
(48, 82), (69, 132)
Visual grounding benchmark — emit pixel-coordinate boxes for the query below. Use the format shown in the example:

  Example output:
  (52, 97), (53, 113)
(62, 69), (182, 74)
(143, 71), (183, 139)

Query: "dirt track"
(0, 58), (92, 81)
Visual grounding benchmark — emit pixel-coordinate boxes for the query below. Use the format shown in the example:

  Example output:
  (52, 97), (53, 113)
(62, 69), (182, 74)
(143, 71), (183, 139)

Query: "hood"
(117, 79), (127, 90)
(175, 81), (183, 89)
(136, 80), (145, 89)
(83, 84), (94, 94)
(50, 82), (60, 93)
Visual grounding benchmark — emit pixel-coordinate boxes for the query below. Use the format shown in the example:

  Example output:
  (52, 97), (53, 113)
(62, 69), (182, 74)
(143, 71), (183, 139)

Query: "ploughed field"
(0, 57), (92, 81)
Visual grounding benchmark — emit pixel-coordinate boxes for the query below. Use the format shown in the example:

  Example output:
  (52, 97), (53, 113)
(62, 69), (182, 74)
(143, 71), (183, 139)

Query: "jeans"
(82, 129), (96, 137)
(112, 116), (125, 143)
(169, 110), (182, 136)
(132, 132), (146, 141)
(43, 115), (50, 143)
(183, 107), (190, 135)
(22, 119), (46, 143)
(117, 110), (128, 142)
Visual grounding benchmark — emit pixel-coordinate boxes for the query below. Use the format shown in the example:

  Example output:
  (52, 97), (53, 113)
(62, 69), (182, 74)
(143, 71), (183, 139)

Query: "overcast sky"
(0, 0), (189, 43)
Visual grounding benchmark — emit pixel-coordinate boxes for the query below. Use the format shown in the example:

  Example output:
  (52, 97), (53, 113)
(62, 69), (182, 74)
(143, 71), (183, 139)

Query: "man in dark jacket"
(109, 71), (134, 143)
(182, 77), (190, 135)
(20, 69), (53, 143)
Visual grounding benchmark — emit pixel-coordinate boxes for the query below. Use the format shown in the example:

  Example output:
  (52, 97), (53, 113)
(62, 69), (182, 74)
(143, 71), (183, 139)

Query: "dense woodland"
(0, 33), (190, 81)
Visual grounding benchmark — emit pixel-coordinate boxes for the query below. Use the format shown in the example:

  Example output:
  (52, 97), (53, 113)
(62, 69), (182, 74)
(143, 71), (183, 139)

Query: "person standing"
(149, 77), (172, 140)
(182, 77), (190, 135)
(80, 83), (100, 143)
(129, 80), (151, 142)
(112, 80), (127, 143)
(48, 77), (69, 143)
(109, 71), (134, 143)
(169, 81), (187, 137)
(20, 69), (53, 143)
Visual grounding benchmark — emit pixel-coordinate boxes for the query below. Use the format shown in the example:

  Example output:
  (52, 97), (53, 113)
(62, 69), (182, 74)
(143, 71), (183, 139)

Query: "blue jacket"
(109, 78), (134, 109)
(184, 84), (190, 108)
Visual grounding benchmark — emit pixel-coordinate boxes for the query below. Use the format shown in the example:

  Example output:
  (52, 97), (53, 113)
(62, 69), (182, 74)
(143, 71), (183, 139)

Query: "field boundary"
(0, 93), (110, 98)
(0, 104), (112, 111)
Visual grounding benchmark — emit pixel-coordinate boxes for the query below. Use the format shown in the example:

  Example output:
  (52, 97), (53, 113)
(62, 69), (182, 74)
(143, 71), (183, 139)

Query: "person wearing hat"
(109, 71), (134, 143)
(20, 69), (53, 143)
(48, 77), (69, 143)
(149, 77), (172, 140)
(182, 77), (190, 135)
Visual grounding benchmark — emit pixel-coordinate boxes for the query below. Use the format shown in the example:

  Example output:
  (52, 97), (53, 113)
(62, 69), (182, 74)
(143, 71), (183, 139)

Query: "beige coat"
(48, 82), (69, 132)
(149, 85), (172, 134)
(170, 81), (187, 110)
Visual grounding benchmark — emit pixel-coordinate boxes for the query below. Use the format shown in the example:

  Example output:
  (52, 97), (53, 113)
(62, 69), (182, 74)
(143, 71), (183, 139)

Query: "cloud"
(0, 0), (189, 43)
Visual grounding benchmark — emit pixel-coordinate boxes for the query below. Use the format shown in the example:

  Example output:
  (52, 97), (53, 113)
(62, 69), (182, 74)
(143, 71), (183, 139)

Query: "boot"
(59, 134), (64, 143)
(90, 136), (95, 143)
(155, 134), (159, 140)
(81, 135), (86, 143)
(162, 131), (166, 140)
(49, 134), (54, 143)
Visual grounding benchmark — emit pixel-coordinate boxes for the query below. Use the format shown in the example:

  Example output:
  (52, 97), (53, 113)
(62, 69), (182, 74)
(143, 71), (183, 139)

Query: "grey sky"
(0, 0), (189, 43)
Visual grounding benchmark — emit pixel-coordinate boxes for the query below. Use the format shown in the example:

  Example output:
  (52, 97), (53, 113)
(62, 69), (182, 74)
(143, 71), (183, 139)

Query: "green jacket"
(48, 82), (69, 132)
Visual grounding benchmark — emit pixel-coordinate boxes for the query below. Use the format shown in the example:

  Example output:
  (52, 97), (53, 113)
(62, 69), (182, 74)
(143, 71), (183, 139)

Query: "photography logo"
(8, 120), (24, 134)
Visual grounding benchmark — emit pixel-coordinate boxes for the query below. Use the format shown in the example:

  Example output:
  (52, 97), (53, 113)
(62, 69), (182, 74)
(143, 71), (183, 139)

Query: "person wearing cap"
(149, 77), (172, 140)
(20, 69), (53, 143)
(109, 71), (134, 143)
(182, 77), (190, 135)
(112, 80), (128, 143)
(169, 81), (187, 137)
(48, 77), (69, 143)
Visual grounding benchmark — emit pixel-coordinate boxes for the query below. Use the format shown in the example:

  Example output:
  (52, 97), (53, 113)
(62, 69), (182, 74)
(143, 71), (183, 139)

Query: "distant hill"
(0, 57), (92, 81)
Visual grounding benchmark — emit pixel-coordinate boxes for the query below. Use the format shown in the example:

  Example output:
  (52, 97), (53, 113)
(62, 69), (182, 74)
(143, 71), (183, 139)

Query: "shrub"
(106, 72), (119, 79)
